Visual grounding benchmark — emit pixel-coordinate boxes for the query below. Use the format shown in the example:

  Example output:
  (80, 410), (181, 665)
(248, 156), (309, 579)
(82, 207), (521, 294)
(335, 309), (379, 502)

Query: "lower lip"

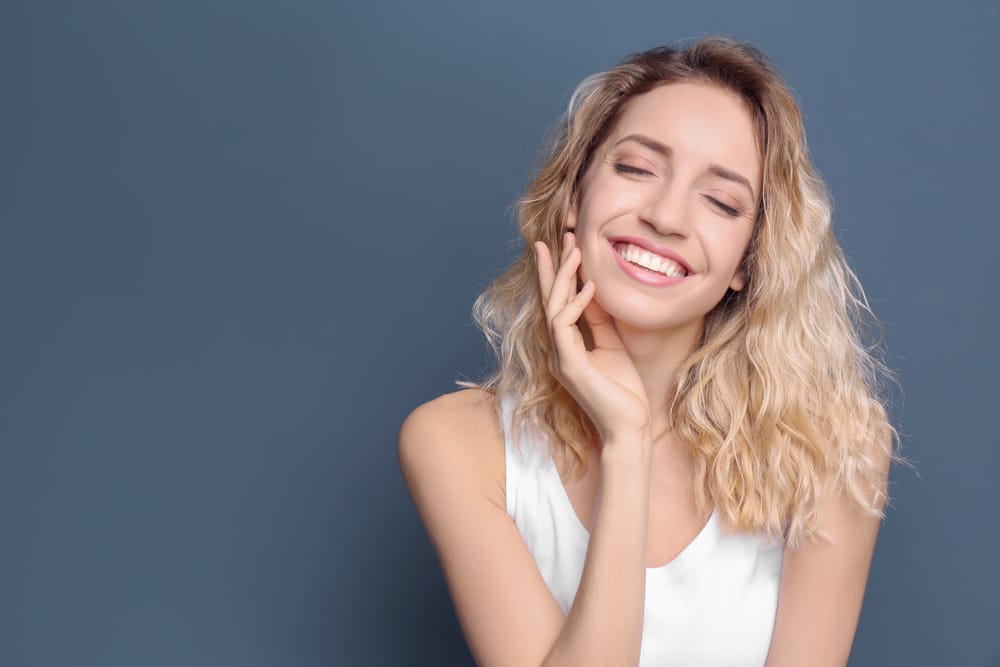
(609, 241), (690, 287)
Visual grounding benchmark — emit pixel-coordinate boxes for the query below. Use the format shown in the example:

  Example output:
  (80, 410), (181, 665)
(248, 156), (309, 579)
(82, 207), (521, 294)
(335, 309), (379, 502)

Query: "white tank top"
(500, 393), (785, 666)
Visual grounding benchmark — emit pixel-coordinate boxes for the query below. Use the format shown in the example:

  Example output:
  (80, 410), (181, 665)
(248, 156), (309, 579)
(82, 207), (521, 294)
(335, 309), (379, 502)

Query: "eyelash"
(613, 163), (651, 177)
(709, 199), (743, 218)
(612, 162), (744, 218)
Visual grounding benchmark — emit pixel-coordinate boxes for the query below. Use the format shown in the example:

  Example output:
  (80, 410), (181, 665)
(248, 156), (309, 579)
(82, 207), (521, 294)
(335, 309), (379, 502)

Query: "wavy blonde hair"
(456, 36), (904, 549)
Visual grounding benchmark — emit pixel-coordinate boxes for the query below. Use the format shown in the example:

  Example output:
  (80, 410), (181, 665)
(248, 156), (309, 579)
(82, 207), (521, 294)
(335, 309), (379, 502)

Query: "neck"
(611, 316), (704, 441)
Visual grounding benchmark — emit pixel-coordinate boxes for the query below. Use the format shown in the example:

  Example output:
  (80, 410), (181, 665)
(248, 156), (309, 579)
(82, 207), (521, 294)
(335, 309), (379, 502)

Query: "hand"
(534, 232), (652, 447)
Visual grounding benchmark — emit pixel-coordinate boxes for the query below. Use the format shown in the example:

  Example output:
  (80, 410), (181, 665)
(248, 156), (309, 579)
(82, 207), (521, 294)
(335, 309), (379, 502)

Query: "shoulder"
(397, 388), (506, 511)
(765, 433), (894, 664)
(398, 390), (567, 665)
(398, 388), (505, 462)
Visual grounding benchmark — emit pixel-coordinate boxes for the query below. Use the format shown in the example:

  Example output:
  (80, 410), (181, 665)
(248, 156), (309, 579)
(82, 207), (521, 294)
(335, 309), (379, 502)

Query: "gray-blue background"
(2, 1), (997, 665)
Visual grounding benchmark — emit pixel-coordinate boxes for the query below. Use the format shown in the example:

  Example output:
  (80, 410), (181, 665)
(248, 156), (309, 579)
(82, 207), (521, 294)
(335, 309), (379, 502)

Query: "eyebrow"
(611, 133), (756, 199)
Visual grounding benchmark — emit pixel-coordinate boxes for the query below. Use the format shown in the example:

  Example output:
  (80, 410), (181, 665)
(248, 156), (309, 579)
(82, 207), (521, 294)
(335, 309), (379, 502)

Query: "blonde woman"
(398, 36), (901, 666)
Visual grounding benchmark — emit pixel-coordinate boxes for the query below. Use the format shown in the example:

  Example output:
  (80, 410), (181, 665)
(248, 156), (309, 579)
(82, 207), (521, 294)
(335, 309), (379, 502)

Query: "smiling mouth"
(612, 242), (689, 278)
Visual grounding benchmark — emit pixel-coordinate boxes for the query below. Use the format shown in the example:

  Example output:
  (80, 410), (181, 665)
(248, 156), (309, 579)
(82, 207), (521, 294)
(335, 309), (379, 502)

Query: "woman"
(398, 36), (901, 666)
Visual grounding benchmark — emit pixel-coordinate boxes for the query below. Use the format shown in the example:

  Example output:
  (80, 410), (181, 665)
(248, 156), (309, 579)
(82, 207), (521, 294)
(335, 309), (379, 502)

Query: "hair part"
(457, 36), (905, 549)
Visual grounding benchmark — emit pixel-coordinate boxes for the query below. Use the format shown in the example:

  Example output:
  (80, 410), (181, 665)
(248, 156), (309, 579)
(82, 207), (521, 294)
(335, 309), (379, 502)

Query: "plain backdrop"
(2, 1), (998, 665)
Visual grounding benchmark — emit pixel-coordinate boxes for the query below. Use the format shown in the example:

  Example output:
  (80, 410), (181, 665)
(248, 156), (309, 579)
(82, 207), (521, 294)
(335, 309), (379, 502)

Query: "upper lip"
(608, 236), (693, 275)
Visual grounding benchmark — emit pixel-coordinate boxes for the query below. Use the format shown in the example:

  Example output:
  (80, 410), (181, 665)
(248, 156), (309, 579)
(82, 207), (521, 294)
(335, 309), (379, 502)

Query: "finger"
(552, 279), (595, 330)
(549, 279), (595, 373)
(536, 236), (572, 306)
(564, 230), (575, 252)
(582, 291), (625, 350)
(534, 242), (555, 307)
(548, 244), (582, 316)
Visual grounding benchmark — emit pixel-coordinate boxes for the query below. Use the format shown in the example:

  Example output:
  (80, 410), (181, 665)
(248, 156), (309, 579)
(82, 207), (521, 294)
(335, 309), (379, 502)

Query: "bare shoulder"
(398, 389), (565, 665)
(397, 388), (506, 510)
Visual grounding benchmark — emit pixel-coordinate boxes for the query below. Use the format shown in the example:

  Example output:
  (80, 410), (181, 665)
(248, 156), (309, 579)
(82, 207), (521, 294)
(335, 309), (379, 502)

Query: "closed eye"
(704, 196), (743, 218)
(613, 163), (653, 177)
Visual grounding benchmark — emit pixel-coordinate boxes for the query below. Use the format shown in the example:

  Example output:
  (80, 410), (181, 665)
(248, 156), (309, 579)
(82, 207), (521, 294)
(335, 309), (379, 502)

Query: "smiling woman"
(398, 36), (903, 667)
(569, 82), (759, 339)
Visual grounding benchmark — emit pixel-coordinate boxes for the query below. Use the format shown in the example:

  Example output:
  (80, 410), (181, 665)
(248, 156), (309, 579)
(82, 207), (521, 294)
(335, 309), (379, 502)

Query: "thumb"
(582, 290), (624, 350)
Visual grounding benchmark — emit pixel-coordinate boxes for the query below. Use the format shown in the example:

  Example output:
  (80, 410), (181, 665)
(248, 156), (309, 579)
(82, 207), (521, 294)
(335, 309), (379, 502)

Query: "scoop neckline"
(546, 453), (719, 572)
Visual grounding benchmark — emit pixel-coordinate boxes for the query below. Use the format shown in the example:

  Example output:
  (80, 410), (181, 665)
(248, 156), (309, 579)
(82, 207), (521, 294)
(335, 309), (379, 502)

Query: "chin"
(595, 292), (688, 333)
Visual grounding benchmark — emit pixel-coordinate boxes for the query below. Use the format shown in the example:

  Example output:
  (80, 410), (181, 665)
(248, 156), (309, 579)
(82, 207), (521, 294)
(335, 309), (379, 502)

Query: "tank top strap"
(500, 392), (522, 517)
(499, 392), (591, 614)
(500, 392), (556, 517)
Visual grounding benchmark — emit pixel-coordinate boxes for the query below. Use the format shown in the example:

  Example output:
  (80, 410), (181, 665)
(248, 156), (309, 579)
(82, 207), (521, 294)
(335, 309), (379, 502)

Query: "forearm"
(542, 440), (652, 667)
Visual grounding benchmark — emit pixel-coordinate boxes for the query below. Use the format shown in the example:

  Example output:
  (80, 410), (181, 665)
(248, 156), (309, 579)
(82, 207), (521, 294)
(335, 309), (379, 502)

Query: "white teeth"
(615, 243), (687, 278)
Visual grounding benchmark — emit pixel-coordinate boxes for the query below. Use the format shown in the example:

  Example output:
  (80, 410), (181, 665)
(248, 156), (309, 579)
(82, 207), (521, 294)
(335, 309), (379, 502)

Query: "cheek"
(577, 247), (594, 285)
(707, 227), (754, 271)
(577, 176), (640, 226)
(575, 240), (609, 296)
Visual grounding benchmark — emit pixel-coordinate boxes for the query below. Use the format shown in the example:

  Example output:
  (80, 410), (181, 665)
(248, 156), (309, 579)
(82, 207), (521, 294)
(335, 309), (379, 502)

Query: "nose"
(640, 179), (691, 237)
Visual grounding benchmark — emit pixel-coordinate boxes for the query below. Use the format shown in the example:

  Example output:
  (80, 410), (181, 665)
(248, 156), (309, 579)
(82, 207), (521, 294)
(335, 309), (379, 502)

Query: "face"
(566, 81), (762, 335)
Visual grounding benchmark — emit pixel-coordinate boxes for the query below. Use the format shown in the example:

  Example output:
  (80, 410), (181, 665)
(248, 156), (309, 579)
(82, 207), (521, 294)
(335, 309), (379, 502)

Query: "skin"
(398, 81), (889, 666)
(533, 82), (763, 574)
(560, 81), (760, 444)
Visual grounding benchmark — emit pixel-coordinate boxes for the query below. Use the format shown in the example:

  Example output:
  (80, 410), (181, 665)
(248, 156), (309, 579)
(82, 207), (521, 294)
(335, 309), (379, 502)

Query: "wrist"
(600, 435), (653, 469)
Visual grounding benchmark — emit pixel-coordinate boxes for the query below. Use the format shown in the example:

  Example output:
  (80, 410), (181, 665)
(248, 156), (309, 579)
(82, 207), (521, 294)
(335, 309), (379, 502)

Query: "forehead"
(604, 82), (762, 189)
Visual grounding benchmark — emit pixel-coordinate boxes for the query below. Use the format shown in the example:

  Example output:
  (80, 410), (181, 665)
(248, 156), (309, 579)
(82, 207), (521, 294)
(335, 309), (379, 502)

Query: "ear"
(729, 266), (747, 292)
(565, 199), (578, 232)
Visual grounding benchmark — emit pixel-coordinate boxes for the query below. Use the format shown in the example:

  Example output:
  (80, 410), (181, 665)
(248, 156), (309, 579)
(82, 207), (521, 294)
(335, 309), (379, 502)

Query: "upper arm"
(397, 390), (566, 667)
(765, 453), (892, 667)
